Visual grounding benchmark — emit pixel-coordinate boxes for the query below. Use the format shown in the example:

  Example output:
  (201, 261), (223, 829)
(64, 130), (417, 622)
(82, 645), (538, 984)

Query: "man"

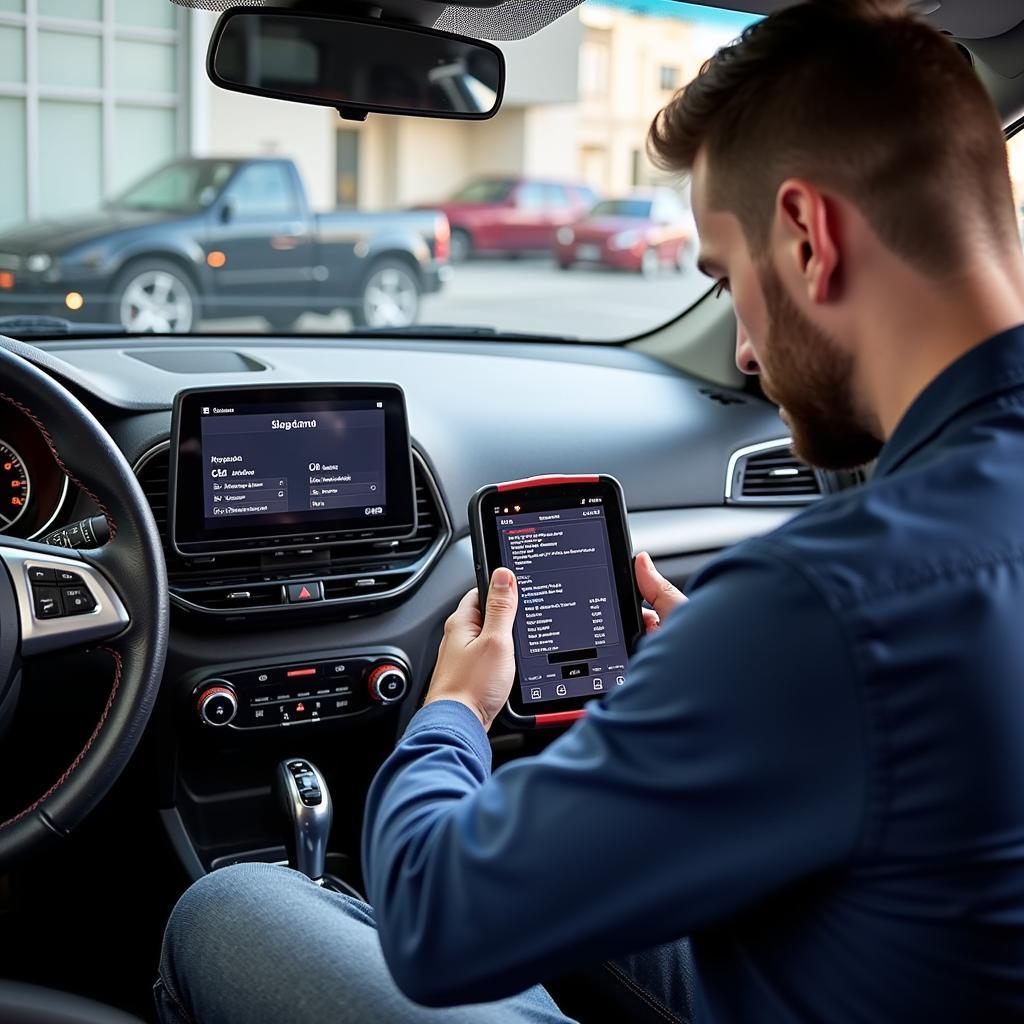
(154, 0), (1024, 1020)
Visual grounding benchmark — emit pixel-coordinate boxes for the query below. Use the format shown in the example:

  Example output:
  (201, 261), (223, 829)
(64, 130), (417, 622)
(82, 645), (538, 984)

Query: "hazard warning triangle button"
(287, 581), (323, 603)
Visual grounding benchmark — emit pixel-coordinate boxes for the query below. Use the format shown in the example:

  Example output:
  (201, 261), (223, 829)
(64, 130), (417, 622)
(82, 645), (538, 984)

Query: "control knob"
(368, 663), (408, 704)
(196, 681), (238, 727)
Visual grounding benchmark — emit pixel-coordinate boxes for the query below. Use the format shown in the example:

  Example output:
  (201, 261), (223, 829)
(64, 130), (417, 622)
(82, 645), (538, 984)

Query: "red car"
(430, 177), (599, 261)
(553, 188), (696, 275)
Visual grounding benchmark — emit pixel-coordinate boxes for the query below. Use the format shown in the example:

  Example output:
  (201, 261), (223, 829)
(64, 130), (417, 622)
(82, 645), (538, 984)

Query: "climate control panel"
(191, 653), (411, 730)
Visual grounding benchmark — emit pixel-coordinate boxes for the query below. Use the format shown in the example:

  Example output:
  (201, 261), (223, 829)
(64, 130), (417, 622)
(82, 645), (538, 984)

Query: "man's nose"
(735, 320), (759, 376)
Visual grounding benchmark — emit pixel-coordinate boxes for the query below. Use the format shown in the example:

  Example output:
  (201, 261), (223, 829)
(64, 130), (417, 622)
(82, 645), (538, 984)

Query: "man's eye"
(713, 279), (729, 299)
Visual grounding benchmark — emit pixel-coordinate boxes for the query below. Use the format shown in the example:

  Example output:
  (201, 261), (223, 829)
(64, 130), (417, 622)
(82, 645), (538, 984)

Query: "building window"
(0, 0), (185, 226)
(580, 40), (610, 97)
(659, 65), (680, 91)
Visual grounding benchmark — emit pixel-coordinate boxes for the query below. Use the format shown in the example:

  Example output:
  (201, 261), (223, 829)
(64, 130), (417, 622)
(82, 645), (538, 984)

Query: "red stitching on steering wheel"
(0, 647), (123, 832)
(0, 390), (118, 540)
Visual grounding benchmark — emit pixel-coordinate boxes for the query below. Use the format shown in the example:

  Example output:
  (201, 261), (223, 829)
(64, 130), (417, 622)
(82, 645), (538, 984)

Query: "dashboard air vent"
(134, 443), (450, 615)
(726, 439), (823, 505)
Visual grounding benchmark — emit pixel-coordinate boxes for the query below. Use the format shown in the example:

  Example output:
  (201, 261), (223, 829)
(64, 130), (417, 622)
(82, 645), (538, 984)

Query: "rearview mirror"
(208, 9), (505, 121)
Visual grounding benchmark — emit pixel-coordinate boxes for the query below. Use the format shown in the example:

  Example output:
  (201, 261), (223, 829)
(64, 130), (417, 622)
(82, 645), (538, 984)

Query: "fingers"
(643, 608), (661, 634)
(635, 551), (688, 623)
(481, 567), (518, 639)
(443, 587), (482, 642)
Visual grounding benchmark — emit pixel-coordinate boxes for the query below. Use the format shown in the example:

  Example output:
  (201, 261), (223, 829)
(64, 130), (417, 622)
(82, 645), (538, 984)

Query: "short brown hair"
(648, 0), (1017, 274)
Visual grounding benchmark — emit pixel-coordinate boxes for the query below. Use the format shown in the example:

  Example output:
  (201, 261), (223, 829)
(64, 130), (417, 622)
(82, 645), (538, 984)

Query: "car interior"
(2, 0), (1024, 1020)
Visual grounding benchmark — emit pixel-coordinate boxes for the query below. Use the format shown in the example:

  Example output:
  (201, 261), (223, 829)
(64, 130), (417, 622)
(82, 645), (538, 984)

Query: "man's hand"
(635, 551), (688, 633)
(423, 567), (519, 731)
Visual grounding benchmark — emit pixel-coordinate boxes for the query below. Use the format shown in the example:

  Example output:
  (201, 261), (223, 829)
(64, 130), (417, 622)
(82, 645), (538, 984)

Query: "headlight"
(608, 230), (642, 250)
(26, 253), (51, 273)
(557, 227), (575, 246)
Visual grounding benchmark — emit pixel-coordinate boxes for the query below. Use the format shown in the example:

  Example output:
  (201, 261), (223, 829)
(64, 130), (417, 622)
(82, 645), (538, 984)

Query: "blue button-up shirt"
(364, 325), (1024, 1021)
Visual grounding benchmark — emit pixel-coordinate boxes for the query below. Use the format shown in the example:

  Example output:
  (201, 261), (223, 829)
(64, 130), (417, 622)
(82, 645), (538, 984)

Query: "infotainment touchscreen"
(170, 384), (416, 555)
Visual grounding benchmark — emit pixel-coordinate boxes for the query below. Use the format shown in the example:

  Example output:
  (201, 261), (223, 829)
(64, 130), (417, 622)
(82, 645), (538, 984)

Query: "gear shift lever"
(275, 758), (332, 883)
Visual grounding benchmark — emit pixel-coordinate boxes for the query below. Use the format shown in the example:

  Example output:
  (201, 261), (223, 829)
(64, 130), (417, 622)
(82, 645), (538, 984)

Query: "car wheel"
(112, 259), (198, 333)
(675, 241), (691, 273)
(352, 259), (421, 329)
(450, 228), (473, 263)
(265, 313), (299, 333)
(640, 248), (661, 278)
(558, 260), (573, 271)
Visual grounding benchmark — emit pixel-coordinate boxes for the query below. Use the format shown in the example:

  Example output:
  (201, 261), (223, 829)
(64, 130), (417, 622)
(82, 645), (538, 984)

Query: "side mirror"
(219, 200), (235, 225)
(207, 9), (505, 122)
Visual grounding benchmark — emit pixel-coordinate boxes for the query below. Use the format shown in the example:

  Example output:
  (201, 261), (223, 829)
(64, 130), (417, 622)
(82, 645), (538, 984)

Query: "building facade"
(0, 0), (749, 229)
(0, 0), (188, 228)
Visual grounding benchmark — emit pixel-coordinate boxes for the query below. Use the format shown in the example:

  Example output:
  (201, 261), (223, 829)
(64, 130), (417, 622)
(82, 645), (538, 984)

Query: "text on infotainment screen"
(200, 407), (387, 523)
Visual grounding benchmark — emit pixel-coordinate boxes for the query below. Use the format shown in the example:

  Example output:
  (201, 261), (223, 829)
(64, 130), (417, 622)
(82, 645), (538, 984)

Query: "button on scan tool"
(287, 581), (323, 603)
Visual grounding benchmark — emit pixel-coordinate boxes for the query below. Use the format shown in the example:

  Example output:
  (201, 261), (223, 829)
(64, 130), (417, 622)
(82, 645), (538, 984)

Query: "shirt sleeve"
(361, 539), (869, 1007)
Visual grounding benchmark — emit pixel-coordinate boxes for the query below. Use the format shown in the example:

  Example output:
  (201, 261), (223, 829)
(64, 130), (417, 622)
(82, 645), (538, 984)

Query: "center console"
(149, 381), (441, 891)
(191, 650), (410, 730)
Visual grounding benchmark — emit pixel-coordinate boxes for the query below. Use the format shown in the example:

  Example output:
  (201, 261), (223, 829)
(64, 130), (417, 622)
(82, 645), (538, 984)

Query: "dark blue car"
(0, 157), (451, 332)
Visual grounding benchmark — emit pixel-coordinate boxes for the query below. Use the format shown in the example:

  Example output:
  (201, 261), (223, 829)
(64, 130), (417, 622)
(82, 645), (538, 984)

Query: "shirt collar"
(874, 323), (1024, 477)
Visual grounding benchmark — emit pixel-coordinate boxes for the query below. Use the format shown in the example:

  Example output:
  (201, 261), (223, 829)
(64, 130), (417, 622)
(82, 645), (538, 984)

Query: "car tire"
(675, 241), (691, 273)
(558, 260), (574, 271)
(640, 247), (661, 278)
(450, 228), (473, 263)
(352, 258), (421, 329)
(111, 259), (198, 333)
(265, 313), (299, 333)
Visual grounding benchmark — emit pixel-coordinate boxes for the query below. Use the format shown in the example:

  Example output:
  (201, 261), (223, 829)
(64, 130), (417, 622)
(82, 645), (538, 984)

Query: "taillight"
(435, 215), (450, 263)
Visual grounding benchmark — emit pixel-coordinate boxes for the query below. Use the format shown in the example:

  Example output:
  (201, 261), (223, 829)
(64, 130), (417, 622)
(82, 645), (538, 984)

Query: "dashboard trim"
(133, 440), (453, 617)
(628, 505), (796, 558)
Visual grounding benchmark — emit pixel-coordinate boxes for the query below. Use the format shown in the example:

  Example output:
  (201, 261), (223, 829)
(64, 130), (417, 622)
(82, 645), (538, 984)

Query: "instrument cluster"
(0, 404), (71, 540)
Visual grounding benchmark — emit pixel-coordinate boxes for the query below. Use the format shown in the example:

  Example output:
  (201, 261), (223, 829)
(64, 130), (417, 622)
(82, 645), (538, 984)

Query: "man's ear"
(774, 179), (840, 304)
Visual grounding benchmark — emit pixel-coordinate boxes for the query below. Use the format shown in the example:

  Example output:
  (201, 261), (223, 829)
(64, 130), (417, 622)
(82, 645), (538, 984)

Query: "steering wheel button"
(56, 569), (83, 585)
(60, 586), (96, 614)
(32, 587), (63, 618)
(28, 567), (56, 584)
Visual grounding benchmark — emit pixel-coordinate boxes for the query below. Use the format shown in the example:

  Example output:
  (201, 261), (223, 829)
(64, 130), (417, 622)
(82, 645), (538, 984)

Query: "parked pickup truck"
(0, 157), (451, 332)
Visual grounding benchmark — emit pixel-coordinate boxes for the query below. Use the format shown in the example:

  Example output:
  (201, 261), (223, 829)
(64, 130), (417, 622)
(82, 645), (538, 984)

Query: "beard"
(756, 261), (883, 472)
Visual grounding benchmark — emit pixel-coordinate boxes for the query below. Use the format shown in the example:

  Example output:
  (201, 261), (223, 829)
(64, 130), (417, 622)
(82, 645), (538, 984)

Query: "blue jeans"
(154, 861), (694, 1024)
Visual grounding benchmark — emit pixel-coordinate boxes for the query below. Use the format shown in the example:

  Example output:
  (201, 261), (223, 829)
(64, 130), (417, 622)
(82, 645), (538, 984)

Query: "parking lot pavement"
(203, 256), (711, 341)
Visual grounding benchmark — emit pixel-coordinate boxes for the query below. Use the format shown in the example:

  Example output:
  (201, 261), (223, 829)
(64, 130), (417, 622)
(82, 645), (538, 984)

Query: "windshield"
(112, 160), (239, 214)
(0, 0), (756, 340)
(449, 180), (517, 204)
(590, 199), (654, 219)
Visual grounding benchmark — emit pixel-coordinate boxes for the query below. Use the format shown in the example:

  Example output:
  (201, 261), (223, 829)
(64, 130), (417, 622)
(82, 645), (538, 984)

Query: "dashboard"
(4, 333), (823, 884)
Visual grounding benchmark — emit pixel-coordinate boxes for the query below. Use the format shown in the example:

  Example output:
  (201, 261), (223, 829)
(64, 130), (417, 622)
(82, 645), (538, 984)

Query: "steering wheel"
(0, 343), (168, 868)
